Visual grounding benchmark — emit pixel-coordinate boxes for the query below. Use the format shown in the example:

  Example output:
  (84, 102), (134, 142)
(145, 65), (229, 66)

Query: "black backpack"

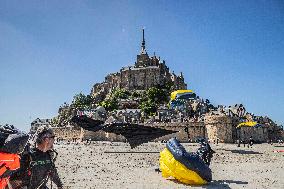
(0, 125), (29, 154)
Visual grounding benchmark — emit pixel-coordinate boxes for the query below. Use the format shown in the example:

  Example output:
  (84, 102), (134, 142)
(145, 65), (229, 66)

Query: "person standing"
(10, 127), (64, 189)
(0, 125), (29, 189)
(237, 139), (241, 147)
(243, 140), (246, 147)
(249, 136), (254, 147)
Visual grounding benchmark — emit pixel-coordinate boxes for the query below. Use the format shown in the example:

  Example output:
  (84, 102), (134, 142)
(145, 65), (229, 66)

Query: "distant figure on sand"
(249, 136), (254, 147)
(243, 140), (246, 147)
(237, 139), (241, 147)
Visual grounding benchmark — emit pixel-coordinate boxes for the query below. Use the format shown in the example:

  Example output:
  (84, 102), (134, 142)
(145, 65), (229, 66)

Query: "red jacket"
(0, 153), (20, 189)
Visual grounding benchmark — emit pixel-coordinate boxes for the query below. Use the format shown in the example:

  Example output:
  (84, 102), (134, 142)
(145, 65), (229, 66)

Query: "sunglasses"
(47, 135), (55, 139)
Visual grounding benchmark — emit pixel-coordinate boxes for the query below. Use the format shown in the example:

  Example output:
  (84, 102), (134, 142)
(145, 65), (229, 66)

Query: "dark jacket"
(11, 148), (63, 189)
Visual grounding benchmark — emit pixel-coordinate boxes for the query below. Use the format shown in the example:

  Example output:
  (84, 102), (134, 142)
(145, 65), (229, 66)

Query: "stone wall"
(94, 121), (205, 143)
(83, 130), (109, 141)
(280, 130), (284, 140)
(119, 66), (174, 90)
(53, 126), (123, 142)
(53, 126), (83, 140)
(267, 124), (284, 141)
(53, 115), (275, 143)
(237, 127), (268, 143)
(149, 122), (205, 142)
(105, 73), (121, 89)
(204, 115), (233, 143)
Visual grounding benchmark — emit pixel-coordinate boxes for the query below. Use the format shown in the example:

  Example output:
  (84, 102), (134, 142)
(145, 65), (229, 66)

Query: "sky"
(0, 0), (284, 131)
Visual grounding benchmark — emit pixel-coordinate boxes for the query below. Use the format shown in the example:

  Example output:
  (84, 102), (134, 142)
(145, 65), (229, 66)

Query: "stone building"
(115, 109), (141, 123)
(91, 29), (187, 101)
(30, 118), (52, 134)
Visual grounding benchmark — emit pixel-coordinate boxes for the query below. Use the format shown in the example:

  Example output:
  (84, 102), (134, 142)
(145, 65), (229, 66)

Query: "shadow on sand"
(205, 180), (248, 189)
(224, 149), (263, 154)
(167, 179), (248, 189)
(104, 151), (160, 153)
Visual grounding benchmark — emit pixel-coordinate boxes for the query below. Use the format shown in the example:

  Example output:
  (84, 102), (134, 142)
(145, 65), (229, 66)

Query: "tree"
(100, 98), (118, 111)
(98, 89), (126, 111)
(131, 91), (141, 98)
(112, 89), (130, 99)
(145, 87), (169, 104)
(72, 93), (93, 110)
(139, 100), (157, 115)
(139, 87), (170, 115)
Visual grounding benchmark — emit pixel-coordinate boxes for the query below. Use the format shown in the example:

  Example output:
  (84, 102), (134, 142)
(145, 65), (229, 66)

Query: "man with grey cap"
(10, 126), (63, 189)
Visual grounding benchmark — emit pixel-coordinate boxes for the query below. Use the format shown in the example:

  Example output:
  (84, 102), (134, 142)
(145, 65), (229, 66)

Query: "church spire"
(141, 29), (147, 54)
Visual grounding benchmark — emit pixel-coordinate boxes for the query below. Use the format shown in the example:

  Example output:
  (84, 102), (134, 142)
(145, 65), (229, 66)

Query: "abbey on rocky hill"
(91, 29), (187, 102)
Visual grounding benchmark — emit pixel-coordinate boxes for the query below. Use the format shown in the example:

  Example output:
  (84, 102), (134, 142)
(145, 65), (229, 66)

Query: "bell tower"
(136, 29), (150, 67)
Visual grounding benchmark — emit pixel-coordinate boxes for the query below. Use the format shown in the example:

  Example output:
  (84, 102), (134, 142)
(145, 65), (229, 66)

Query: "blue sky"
(0, 0), (283, 131)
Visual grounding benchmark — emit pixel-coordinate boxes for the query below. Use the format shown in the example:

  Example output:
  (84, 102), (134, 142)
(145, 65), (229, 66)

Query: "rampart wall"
(53, 115), (270, 143)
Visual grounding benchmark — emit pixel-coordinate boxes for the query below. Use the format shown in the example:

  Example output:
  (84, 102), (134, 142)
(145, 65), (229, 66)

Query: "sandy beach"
(54, 141), (284, 189)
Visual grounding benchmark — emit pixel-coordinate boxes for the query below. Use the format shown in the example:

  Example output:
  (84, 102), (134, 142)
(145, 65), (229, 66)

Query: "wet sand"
(54, 142), (284, 189)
